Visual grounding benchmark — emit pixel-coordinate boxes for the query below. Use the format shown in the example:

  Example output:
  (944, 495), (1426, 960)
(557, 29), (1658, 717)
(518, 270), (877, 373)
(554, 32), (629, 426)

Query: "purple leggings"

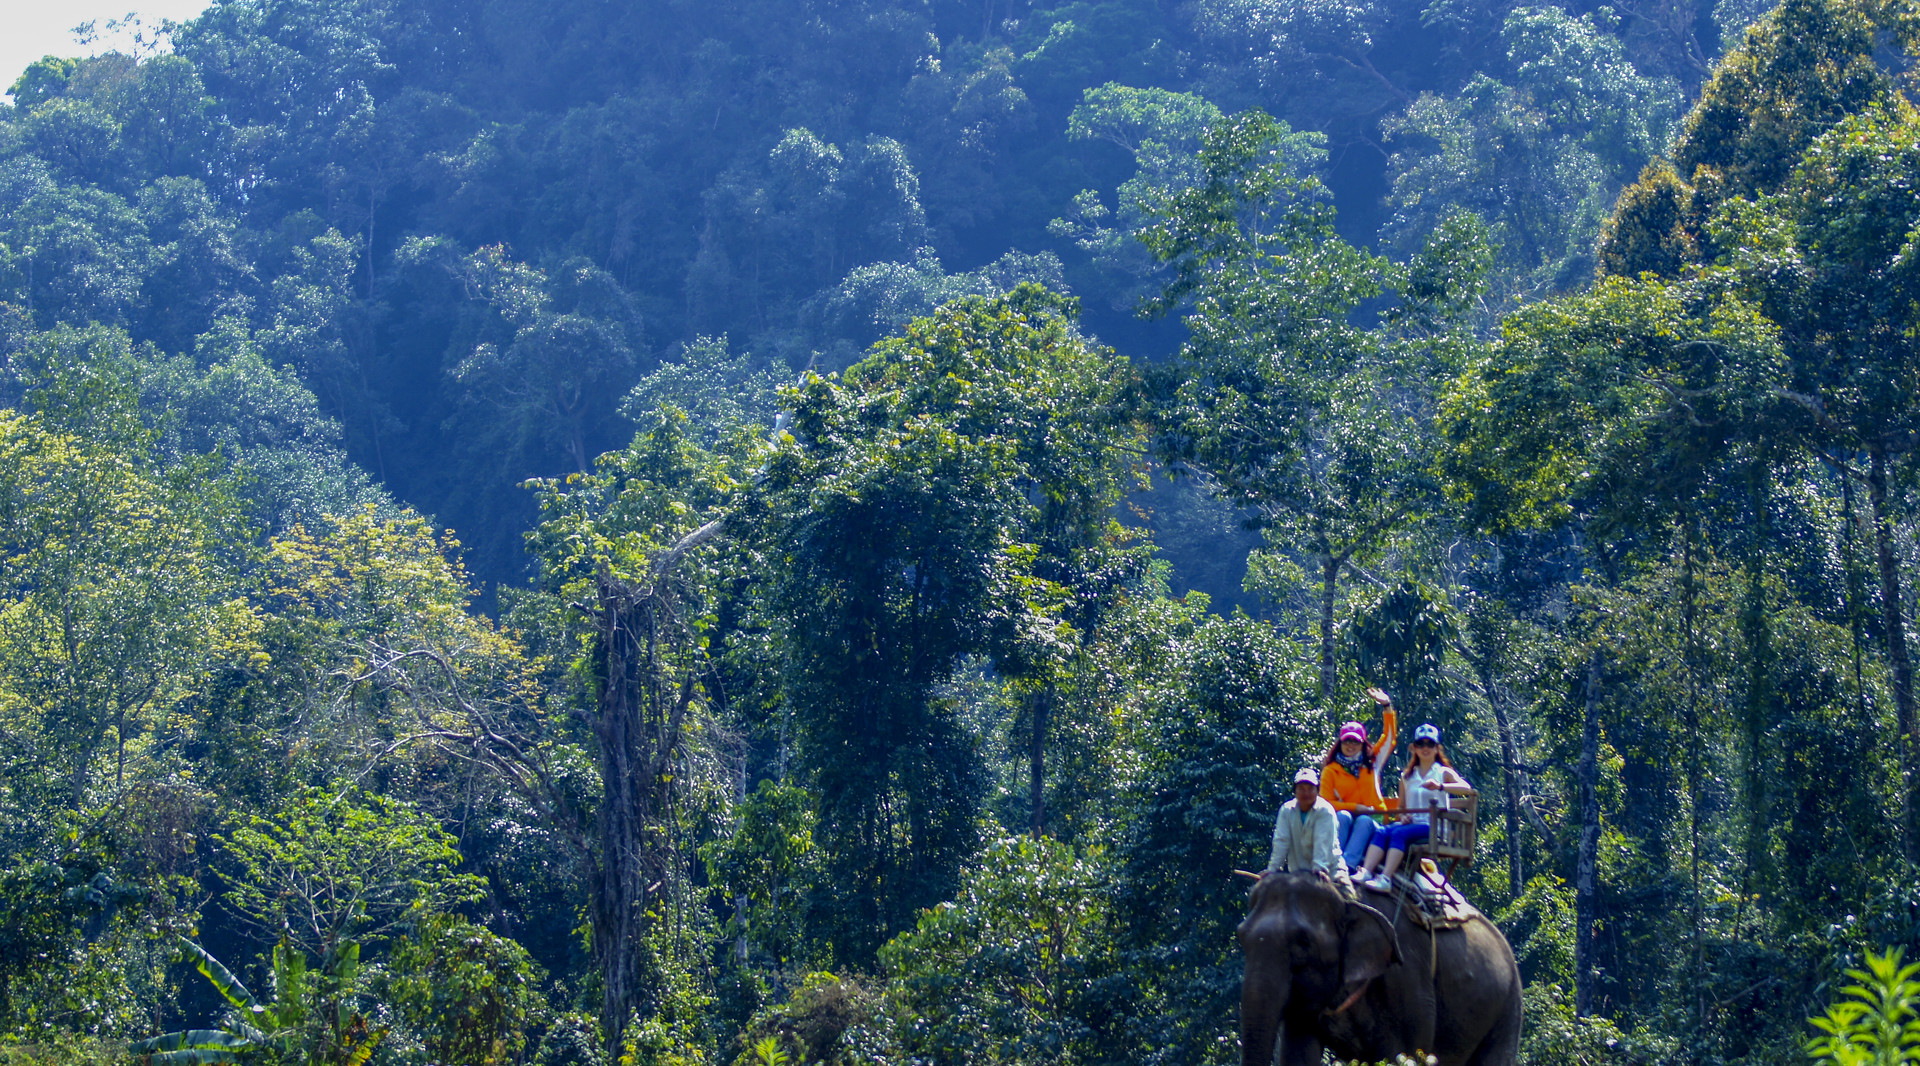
(1374, 821), (1430, 853)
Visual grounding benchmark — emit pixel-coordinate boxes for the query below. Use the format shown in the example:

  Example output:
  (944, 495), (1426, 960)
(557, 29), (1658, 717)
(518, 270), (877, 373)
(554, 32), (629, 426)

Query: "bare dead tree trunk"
(592, 572), (650, 1050)
(590, 568), (694, 1052)
(1574, 652), (1602, 1018)
(1870, 445), (1917, 858)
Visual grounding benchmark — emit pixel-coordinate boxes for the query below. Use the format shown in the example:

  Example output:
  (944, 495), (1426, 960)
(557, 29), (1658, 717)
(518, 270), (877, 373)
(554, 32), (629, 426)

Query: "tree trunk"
(1574, 652), (1602, 1018)
(1480, 658), (1526, 900)
(366, 185), (376, 302)
(1732, 463), (1776, 938)
(593, 575), (650, 1051)
(1320, 555), (1339, 702)
(1870, 445), (1917, 857)
(734, 762), (750, 964)
(1680, 521), (1707, 1039)
(589, 570), (689, 1052)
(571, 425), (591, 477)
(1844, 465), (1870, 743)
(1029, 687), (1049, 836)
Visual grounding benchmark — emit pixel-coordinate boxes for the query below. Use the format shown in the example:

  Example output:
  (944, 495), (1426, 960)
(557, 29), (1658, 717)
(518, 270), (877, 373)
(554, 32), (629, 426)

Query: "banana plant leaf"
(130, 1030), (255, 1053)
(342, 1026), (387, 1066)
(129, 1028), (257, 1065)
(178, 938), (260, 1012)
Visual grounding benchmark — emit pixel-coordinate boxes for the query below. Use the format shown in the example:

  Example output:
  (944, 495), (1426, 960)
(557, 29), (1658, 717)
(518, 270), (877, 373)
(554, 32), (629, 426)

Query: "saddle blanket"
(1359, 868), (1477, 930)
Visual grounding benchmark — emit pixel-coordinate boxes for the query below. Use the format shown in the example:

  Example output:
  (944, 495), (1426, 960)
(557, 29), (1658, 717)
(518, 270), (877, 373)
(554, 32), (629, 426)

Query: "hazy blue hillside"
(3, 0), (1704, 591)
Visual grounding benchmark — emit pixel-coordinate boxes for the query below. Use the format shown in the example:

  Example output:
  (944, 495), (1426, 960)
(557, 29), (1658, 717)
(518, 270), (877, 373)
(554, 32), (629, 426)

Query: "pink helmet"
(1338, 721), (1367, 743)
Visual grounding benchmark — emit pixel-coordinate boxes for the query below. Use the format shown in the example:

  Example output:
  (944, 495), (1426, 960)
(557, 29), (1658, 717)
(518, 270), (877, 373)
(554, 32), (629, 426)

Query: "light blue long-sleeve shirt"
(1266, 795), (1352, 894)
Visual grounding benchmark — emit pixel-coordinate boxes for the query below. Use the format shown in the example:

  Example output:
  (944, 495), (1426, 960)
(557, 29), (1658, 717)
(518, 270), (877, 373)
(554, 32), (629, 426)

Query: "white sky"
(1, 0), (214, 101)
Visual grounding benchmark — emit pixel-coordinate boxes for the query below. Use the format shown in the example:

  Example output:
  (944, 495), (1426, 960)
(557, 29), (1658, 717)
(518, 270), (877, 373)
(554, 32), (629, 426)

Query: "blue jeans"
(1375, 821), (1430, 854)
(1337, 811), (1379, 869)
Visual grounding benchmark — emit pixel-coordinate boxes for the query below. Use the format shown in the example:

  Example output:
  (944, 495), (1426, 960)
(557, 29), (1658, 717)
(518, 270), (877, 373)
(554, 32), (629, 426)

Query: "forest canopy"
(2, 0), (1919, 1063)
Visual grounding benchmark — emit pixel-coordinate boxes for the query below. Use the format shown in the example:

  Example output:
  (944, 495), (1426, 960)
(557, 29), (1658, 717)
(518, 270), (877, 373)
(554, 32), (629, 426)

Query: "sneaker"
(1362, 873), (1392, 892)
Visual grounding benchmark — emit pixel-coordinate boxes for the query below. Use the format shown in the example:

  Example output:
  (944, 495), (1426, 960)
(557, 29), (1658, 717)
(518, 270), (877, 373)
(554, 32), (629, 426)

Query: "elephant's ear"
(1341, 901), (1401, 988)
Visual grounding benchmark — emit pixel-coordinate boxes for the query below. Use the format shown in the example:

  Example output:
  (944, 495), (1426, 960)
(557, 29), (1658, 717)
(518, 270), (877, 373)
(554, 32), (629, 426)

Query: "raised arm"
(1374, 704), (1398, 779)
(1367, 688), (1398, 808)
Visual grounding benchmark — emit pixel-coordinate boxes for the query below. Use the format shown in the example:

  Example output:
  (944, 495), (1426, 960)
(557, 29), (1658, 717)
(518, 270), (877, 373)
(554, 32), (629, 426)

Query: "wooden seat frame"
(1405, 788), (1478, 877)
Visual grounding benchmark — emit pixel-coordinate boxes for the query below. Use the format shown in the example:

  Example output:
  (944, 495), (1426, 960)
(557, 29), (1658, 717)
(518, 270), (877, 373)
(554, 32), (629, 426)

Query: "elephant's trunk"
(1241, 960), (1288, 1066)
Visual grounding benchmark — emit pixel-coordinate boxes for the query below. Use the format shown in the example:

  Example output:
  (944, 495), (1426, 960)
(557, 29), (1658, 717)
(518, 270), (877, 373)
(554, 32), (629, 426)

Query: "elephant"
(1237, 872), (1522, 1066)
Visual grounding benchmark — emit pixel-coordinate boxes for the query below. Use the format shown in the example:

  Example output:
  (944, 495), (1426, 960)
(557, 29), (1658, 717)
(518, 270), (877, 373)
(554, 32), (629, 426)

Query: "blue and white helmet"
(1412, 722), (1442, 744)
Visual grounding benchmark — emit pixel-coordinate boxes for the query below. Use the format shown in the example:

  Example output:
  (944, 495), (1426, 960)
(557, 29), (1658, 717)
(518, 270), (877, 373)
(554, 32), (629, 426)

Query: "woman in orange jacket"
(1319, 686), (1398, 873)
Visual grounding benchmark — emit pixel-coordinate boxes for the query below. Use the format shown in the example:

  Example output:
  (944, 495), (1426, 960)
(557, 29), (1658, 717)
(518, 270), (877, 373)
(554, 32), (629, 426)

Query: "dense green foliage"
(0, 0), (1715, 589)
(4, 0), (1920, 1063)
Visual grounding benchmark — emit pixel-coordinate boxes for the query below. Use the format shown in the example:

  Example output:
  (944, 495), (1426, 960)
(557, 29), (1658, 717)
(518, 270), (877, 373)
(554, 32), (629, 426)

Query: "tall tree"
(0, 326), (253, 809)
(1597, 0), (1920, 278)
(1139, 109), (1487, 701)
(1716, 100), (1920, 849)
(522, 414), (756, 1047)
(756, 285), (1135, 954)
(1439, 272), (1789, 1012)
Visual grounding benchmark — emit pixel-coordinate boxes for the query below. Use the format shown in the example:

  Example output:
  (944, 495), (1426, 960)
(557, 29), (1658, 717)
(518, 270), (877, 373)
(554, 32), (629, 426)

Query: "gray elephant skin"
(1237, 872), (1522, 1066)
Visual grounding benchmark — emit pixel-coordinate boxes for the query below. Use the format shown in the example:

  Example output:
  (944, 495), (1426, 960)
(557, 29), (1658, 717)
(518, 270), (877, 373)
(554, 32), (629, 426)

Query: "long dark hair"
(1402, 743), (1453, 779)
(1322, 736), (1377, 767)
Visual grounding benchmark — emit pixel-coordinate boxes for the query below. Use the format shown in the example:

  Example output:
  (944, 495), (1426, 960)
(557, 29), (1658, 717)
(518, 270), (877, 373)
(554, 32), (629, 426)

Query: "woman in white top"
(1357, 722), (1471, 892)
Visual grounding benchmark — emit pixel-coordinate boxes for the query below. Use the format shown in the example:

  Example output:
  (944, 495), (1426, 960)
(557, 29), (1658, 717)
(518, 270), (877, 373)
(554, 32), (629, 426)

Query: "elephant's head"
(1237, 873), (1400, 1066)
